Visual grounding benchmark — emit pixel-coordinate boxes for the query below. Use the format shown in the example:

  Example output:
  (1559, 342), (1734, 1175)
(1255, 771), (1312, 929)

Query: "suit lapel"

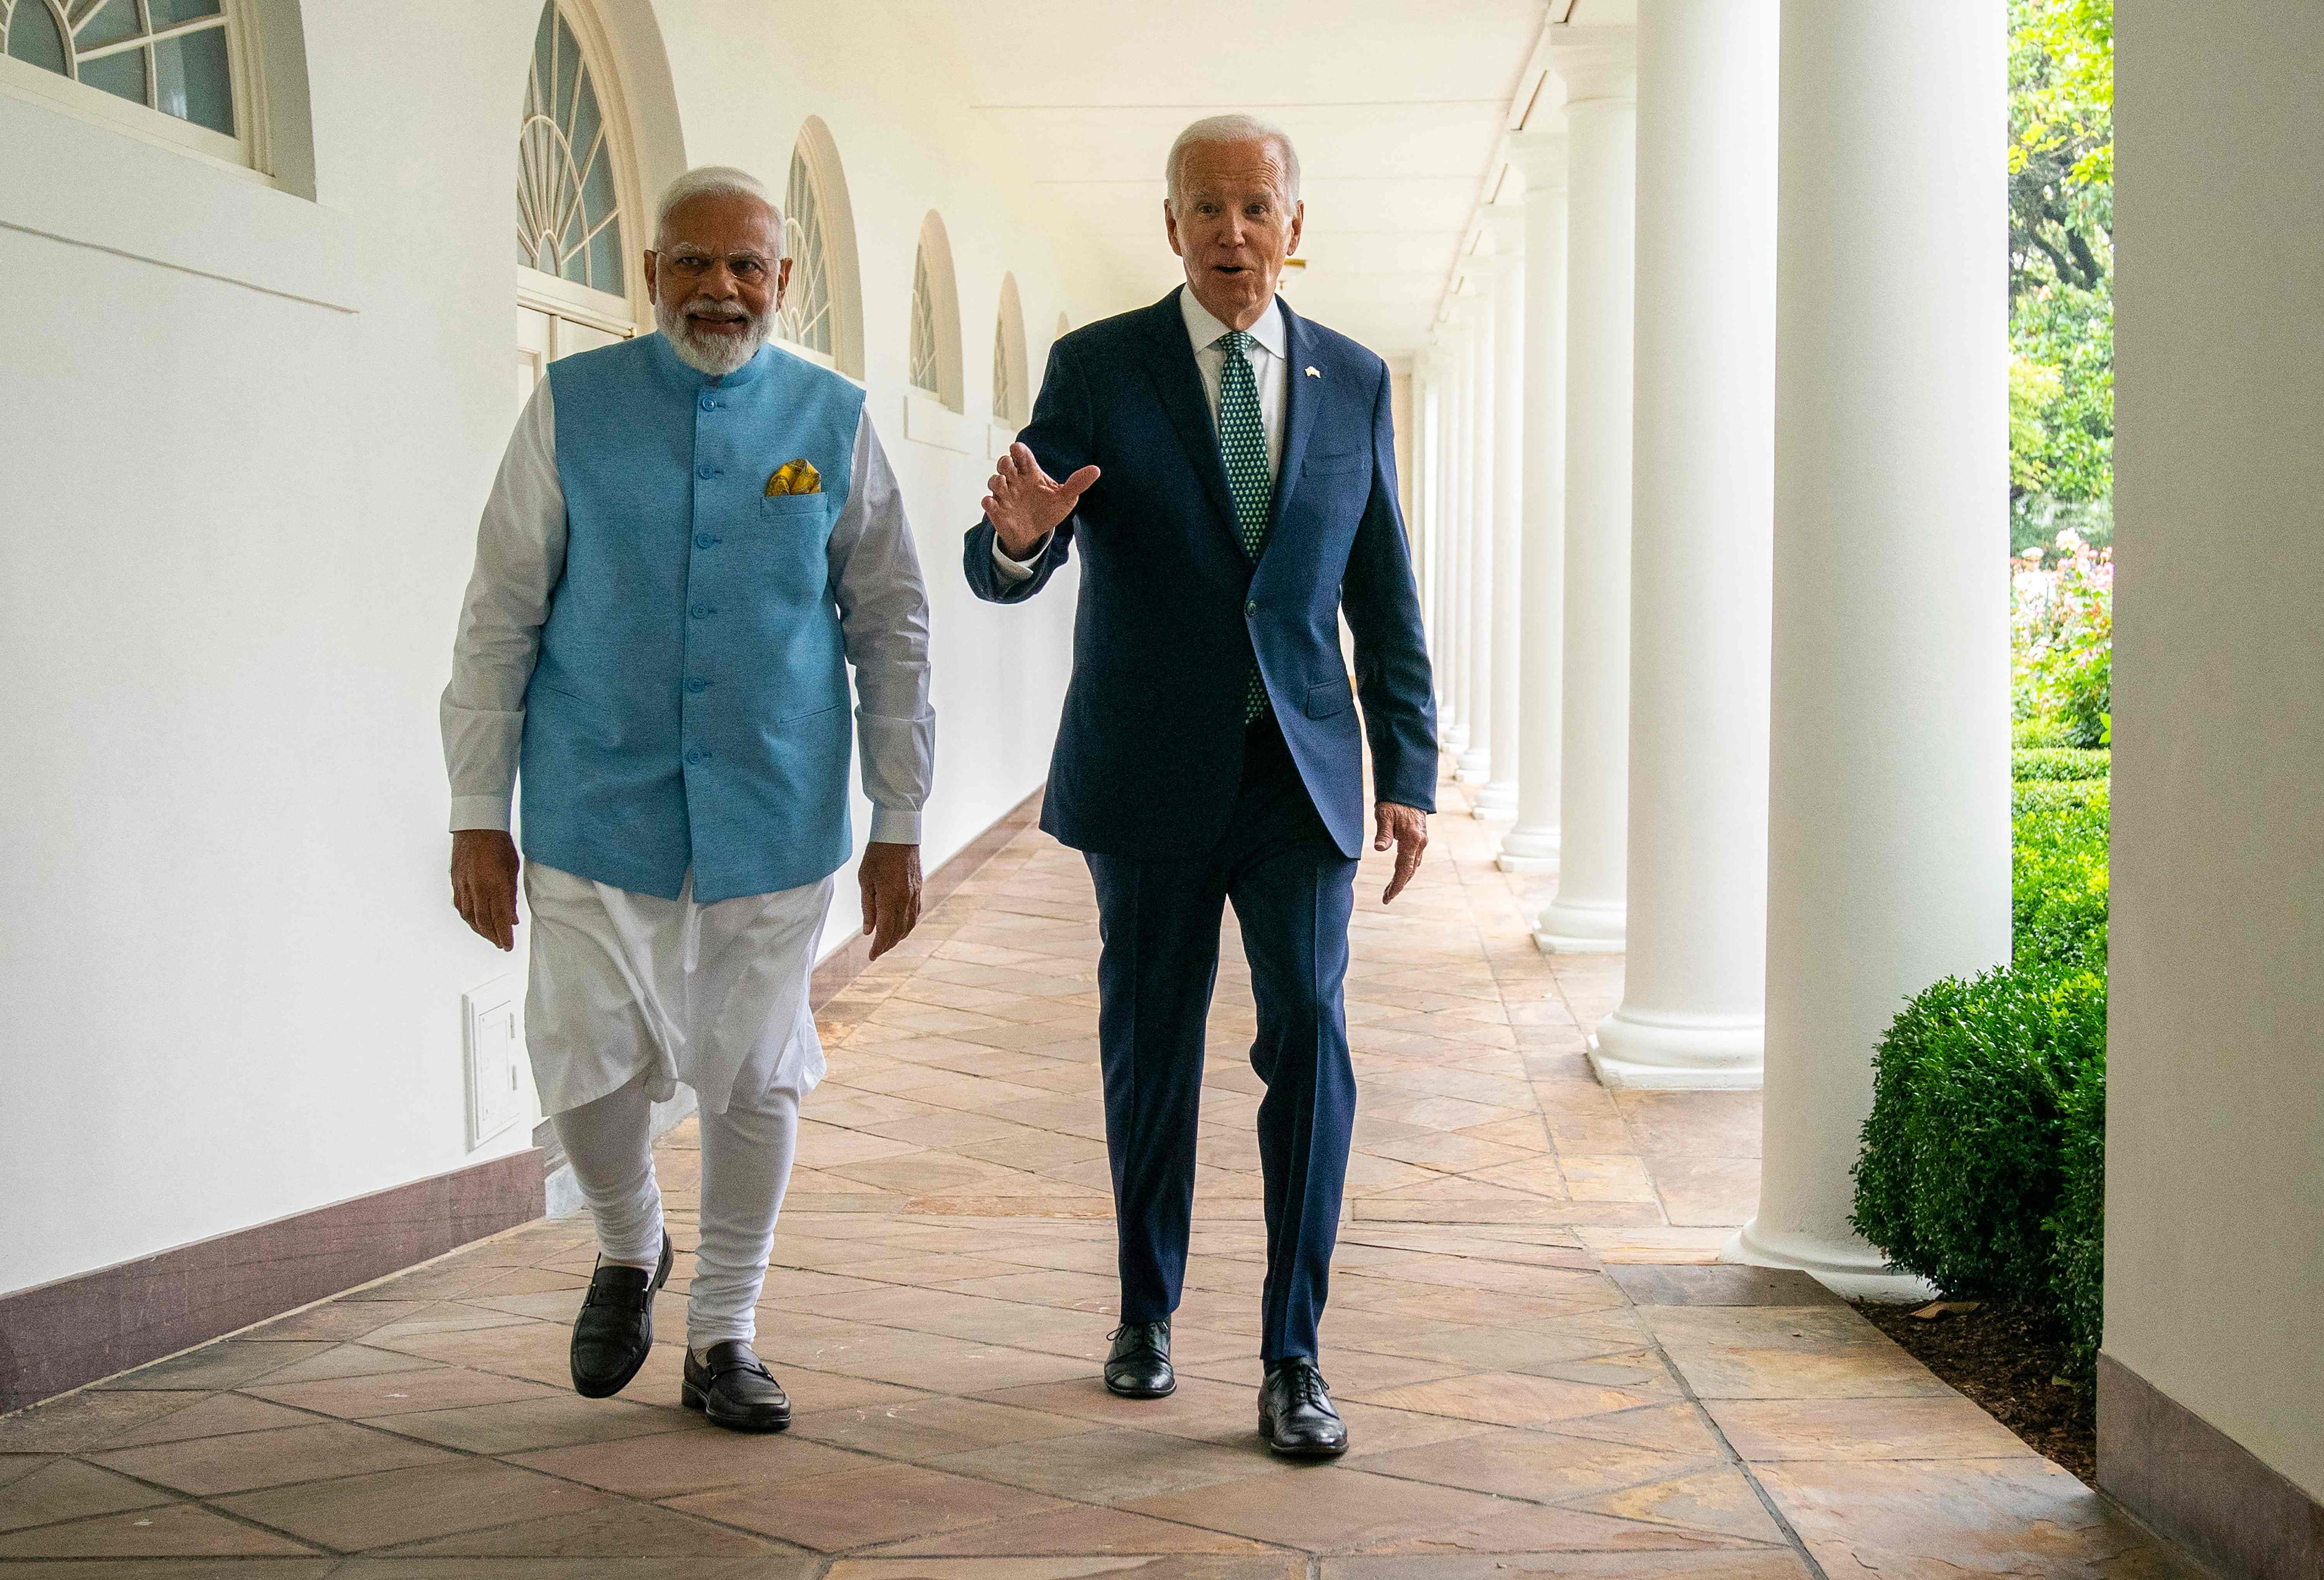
(1136, 291), (1240, 543)
(1268, 299), (1322, 537)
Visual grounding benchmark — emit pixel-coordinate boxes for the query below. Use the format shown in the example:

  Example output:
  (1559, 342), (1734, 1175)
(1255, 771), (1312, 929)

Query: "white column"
(1457, 279), (1497, 784)
(1587, 0), (1779, 1089)
(1727, 0), (2009, 1294)
(1534, 32), (1634, 954)
(1497, 128), (1570, 873)
(1476, 227), (1526, 818)
(1441, 312), (1474, 752)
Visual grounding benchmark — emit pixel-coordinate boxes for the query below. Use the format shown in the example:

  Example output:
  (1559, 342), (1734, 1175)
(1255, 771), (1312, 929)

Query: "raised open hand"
(983, 442), (1100, 559)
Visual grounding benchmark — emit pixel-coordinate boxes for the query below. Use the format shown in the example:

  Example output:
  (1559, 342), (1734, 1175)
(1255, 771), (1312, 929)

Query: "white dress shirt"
(992, 286), (1288, 579)
(442, 377), (935, 847)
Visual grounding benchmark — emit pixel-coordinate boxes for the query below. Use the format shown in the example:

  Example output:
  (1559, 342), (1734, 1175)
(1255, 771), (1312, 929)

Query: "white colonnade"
(1457, 278), (1498, 785)
(1586, 0), (1778, 1088)
(1727, 0), (2011, 1291)
(1440, 306), (1475, 753)
(1532, 31), (1634, 953)
(1495, 128), (1569, 873)
(1476, 227), (1526, 819)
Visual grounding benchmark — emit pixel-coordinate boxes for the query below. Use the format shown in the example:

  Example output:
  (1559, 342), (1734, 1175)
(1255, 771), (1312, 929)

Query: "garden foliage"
(2013, 531), (2112, 749)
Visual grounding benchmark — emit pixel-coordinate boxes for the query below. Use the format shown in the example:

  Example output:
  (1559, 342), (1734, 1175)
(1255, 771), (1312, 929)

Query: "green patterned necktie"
(1216, 328), (1274, 721)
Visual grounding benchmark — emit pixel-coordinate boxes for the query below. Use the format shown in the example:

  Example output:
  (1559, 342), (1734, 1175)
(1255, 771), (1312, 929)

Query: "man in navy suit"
(963, 114), (1435, 1458)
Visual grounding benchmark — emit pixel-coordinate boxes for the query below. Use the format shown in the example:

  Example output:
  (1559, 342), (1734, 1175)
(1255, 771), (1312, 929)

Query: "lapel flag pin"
(1304, 366), (1321, 378)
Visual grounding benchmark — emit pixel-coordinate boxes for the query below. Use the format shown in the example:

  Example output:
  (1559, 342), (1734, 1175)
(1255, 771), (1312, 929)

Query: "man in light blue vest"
(441, 166), (932, 1434)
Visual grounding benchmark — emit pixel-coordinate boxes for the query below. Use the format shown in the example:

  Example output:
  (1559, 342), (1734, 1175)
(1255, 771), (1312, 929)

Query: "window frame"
(0, 0), (270, 181)
(513, 0), (645, 337)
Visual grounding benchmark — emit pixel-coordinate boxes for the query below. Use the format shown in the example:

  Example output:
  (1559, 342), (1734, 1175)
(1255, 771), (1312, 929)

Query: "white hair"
(1165, 114), (1302, 212)
(654, 165), (786, 254)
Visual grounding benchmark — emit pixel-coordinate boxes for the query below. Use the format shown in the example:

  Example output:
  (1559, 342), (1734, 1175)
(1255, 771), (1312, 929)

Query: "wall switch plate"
(463, 977), (523, 1149)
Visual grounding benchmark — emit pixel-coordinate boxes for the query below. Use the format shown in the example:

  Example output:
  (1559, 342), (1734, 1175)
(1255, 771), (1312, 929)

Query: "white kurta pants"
(524, 862), (832, 1349)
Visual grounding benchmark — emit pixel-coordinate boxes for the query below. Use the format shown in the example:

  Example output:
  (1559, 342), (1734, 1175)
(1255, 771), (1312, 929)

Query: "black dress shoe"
(1259, 1357), (1348, 1458)
(1104, 1319), (1174, 1398)
(569, 1233), (672, 1399)
(683, 1340), (792, 1432)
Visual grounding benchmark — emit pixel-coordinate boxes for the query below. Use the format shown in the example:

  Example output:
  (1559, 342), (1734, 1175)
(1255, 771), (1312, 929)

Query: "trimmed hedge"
(2014, 781), (2109, 970)
(1852, 963), (2106, 1302)
(1853, 769), (2111, 1378)
(2011, 746), (2110, 782)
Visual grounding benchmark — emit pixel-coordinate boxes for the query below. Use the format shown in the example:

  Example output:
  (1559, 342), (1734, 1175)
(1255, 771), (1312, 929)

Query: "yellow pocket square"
(766, 458), (822, 496)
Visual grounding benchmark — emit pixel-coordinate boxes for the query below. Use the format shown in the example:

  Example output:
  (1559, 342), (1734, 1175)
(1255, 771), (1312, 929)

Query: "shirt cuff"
(990, 533), (1049, 582)
(450, 794), (513, 833)
(868, 804), (923, 844)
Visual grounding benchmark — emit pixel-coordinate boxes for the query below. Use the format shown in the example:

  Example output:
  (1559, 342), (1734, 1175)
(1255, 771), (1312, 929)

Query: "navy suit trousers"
(1084, 715), (1360, 1361)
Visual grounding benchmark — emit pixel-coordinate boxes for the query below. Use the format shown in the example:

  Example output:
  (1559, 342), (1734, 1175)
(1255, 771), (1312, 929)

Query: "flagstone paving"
(0, 770), (2204, 1575)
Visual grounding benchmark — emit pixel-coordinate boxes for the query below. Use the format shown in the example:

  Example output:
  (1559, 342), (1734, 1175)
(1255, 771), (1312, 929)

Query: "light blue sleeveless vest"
(520, 333), (866, 903)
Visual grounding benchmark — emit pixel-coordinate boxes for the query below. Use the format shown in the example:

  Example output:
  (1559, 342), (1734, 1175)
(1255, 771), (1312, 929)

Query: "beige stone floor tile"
(1325, 1549), (1809, 1575)
(0, 1458), (175, 1532)
(1753, 1457), (2210, 1576)
(665, 1460), (1070, 1551)
(216, 1459), (613, 1552)
(1532, 1401), (1727, 1458)
(372, 1500), (789, 1557)
(0, 1500), (320, 1559)
(1356, 1426), (1725, 1507)
(510, 1423), (873, 1498)
(91, 1419), (455, 1495)
(1567, 1463), (1788, 1543)
(1556, 1156), (1661, 1203)
(836, 1555), (1298, 1578)
(931, 1424), (1281, 1504)
(791, 1395), (1096, 1461)
(249, 1363), (565, 1419)
(1122, 1465), (1513, 1553)
(242, 1300), (436, 1343)
(372, 1390), (697, 1455)
(1707, 1395), (2039, 1462)
(976, 1376), (1260, 1446)
(96, 1341), (328, 1392)
(1360, 1372), (1674, 1430)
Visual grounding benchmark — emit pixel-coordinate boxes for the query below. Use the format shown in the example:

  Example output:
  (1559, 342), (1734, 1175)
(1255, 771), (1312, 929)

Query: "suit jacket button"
(1246, 601), (1259, 617)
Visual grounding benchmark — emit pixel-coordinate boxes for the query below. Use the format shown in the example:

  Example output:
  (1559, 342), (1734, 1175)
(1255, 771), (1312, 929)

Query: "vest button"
(695, 533), (715, 548)
(685, 748), (707, 765)
(691, 603), (711, 619)
(696, 463), (718, 479)
(687, 678), (708, 693)
(700, 396), (718, 412)
(1246, 601), (1259, 617)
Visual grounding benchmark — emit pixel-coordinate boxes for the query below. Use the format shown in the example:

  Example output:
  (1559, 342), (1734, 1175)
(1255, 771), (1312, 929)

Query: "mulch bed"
(1854, 1298), (2096, 1485)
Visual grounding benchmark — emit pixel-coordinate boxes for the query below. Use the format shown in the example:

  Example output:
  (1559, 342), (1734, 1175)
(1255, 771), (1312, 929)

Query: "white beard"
(658, 293), (773, 377)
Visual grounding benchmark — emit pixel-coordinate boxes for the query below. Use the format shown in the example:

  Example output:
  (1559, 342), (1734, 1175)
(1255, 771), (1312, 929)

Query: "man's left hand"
(1373, 803), (1429, 905)
(859, 841), (923, 961)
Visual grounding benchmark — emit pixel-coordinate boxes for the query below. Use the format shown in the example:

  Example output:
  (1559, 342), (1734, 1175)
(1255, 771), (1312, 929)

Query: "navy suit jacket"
(963, 288), (1436, 861)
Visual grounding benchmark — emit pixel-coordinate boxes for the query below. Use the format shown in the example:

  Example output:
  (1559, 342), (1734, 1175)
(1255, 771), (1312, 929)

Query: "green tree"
(2009, 0), (2113, 543)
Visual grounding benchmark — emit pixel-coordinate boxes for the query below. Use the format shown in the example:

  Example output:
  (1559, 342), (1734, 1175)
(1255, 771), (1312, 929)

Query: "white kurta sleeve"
(442, 380), (566, 832)
(830, 408), (935, 844)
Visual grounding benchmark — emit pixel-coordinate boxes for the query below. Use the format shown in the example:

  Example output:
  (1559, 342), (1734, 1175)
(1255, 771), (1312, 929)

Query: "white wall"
(2109, 0), (2324, 1501)
(0, 0), (1082, 1297)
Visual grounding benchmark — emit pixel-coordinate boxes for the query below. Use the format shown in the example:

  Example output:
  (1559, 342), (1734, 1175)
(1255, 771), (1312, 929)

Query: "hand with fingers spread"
(858, 840), (923, 962)
(982, 442), (1101, 560)
(451, 828), (522, 950)
(1373, 802), (1429, 905)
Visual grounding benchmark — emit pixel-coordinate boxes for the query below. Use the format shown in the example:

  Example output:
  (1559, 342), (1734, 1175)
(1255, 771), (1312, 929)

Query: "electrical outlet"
(463, 977), (523, 1149)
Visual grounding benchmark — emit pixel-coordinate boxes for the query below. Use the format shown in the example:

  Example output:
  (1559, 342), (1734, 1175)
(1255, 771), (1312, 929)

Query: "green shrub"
(2014, 782), (2109, 969)
(2012, 746), (2109, 782)
(2014, 714), (2079, 750)
(1852, 963), (2106, 1301)
(2047, 1057), (2106, 1376)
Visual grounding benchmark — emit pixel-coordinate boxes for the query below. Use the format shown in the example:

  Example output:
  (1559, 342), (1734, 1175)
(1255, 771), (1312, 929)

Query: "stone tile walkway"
(0, 771), (2201, 1575)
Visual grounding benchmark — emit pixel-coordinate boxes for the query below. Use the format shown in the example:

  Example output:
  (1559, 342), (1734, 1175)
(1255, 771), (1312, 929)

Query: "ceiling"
(924, 0), (1567, 360)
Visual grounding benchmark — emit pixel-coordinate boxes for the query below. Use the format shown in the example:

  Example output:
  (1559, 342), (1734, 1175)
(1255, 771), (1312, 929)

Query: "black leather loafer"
(683, 1340), (792, 1432)
(1104, 1319), (1174, 1398)
(569, 1232), (673, 1399)
(1259, 1357), (1348, 1458)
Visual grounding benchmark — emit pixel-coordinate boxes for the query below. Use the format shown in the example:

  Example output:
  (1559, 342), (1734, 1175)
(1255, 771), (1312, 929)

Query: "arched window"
(908, 250), (941, 398)
(516, 1), (626, 300)
(992, 272), (1029, 426)
(774, 116), (864, 379)
(513, 0), (645, 408)
(906, 211), (964, 414)
(1, 0), (259, 167)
